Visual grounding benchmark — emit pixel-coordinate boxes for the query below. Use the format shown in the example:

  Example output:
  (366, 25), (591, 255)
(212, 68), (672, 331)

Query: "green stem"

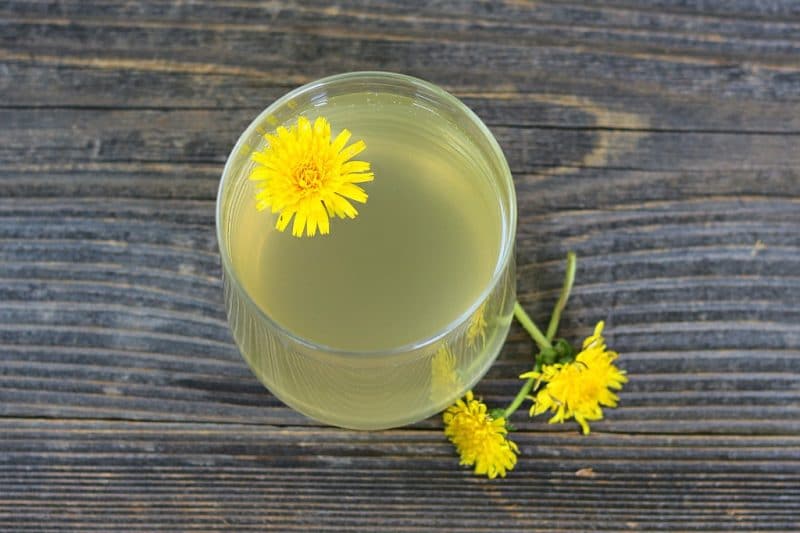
(504, 304), (549, 420)
(502, 377), (535, 419)
(513, 302), (551, 352)
(501, 253), (579, 420)
(545, 251), (577, 342)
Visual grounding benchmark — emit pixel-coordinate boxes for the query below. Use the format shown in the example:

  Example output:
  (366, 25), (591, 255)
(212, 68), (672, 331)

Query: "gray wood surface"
(1, 1), (799, 530)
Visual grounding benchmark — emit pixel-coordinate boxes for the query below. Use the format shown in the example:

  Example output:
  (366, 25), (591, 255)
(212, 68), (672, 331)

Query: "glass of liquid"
(216, 72), (517, 429)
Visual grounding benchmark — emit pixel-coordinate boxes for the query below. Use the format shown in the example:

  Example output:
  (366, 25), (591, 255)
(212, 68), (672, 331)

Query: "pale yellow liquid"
(235, 96), (502, 350)
(224, 92), (513, 428)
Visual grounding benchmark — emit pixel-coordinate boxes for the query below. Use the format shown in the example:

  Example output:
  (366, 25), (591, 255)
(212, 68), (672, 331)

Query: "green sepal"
(552, 338), (577, 364)
(538, 346), (557, 365)
(489, 408), (506, 420)
(489, 408), (516, 431)
(534, 338), (577, 368)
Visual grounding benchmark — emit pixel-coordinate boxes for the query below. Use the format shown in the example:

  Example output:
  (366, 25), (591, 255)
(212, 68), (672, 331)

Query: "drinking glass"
(216, 72), (516, 429)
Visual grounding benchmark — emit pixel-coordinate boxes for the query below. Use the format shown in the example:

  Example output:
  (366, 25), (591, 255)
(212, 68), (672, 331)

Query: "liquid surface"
(230, 93), (503, 352)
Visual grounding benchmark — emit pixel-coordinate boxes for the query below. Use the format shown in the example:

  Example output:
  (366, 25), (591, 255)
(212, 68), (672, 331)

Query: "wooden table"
(2, 1), (799, 530)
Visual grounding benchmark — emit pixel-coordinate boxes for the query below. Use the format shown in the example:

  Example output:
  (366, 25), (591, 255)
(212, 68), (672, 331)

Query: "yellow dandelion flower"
(520, 321), (628, 435)
(430, 344), (463, 401)
(248, 115), (374, 237)
(443, 391), (519, 479)
(466, 302), (488, 348)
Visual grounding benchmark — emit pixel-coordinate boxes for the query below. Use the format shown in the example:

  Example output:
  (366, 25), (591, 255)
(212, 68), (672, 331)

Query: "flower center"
(294, 161), (323, 192)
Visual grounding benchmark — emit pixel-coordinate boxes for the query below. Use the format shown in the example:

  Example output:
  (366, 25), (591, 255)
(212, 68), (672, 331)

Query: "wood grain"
(1, 420), (800, 531)
(1, 0), (799, 530)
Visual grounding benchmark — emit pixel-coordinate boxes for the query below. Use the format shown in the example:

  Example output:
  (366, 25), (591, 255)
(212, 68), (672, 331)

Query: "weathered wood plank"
(3, 0), (800, 130)
(3, 1), (800, 56)
(1, 109), (799, 177)
(5, 63), (800, 138)
(0, 421), (798, 531)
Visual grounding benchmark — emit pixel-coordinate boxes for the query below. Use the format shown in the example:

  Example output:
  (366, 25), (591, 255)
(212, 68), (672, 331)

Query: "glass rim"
(215, 70), (517, 358)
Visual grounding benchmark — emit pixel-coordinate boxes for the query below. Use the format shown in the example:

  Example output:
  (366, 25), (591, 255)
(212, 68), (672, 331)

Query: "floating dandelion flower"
(249, 116), (374, 237)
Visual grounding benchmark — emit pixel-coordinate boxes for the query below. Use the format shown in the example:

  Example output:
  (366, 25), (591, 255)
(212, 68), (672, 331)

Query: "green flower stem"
(513, 302), (551, 352)
(502, 304), (548, 420)
(502, 253), (579, 420)
(502, 376), (535, 419)
(546, 252), (577, 341)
